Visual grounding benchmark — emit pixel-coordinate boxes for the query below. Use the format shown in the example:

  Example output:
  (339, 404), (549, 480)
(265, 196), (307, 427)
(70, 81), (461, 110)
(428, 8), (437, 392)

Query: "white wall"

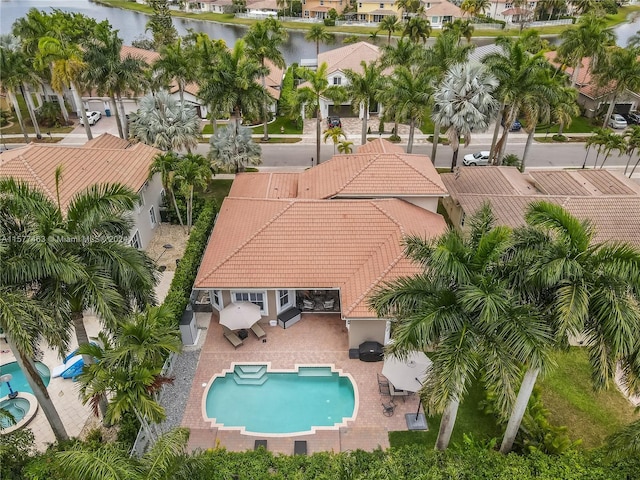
(130, 173), (164, 250)
(402, 197), (440, 213)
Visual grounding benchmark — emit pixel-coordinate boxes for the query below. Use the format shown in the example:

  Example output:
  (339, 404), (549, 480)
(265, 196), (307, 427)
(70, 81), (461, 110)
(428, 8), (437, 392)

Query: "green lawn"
(535, 116), (598, 134)
(201, 179), (233, 206)
(251, 116), (302, 135)
(389, 382), (502, 449)
(538, 348), (639, 449)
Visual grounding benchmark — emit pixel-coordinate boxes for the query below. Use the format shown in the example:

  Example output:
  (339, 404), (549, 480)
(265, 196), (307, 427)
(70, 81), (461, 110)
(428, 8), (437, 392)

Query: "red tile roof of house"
(0, 134), (160, 210)
(193, 197), (447, 318)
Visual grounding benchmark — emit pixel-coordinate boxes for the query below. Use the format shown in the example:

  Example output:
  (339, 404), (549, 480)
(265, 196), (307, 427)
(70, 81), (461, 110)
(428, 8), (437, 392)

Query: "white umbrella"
(219, 302), (262, 330)
(381, 351), (432, 392)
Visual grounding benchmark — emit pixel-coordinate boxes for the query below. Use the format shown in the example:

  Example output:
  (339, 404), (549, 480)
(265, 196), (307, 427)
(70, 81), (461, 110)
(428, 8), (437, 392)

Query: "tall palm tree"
(551, 86), (580, 137)
(305, 25), (335, 56)
(460, 0), (491, 17)
(432, 63), (499, 171)
(343, 60), (385, 146)
(499, 201), (640, 453)
(153, 38), (197, 105)
(175, 153), (211, 232)
(623, 125), (640, 177)
(483, 37), (550, 163)
(402, 16), (431, 44)
(380, 64), (433, 153)
(297, 63), (345, 165)
(245, 18), (288, 142)
(593, 46), (640, 129)
(378, 16), (401, 44)
(394, 0), (422, 18)
(129, 91), (201, 152)
(425, 32), (475, 163)
(0, 38), (31, 142)
(209, 124), (262, 173)
(442, 19), (475, 44)
(149, 152), (185, 229)
(36, 36), (93, 139)
(597, 132), (626, 169)
(370, 205), (550, 451)
(323, 126), (346, 154)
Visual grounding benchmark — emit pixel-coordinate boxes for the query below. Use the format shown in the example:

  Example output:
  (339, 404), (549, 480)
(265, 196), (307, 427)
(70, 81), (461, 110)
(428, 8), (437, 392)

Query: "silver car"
(608, 114), (627, 129)
(462, 151), (491, 166)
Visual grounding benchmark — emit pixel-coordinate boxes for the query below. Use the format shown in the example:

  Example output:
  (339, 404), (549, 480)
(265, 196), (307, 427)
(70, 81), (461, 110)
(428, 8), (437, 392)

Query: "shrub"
(115, 411), (141, 448)
(0, 109), (10, 127)
(0, 429), (35, 480)
(323, 18), (335, 26)
(389, 134), (401, 142)
(36, 101), (66, 128)
(552, 134), (568, 142)
(378, 118), (385, 134)
(502, 153), (522, 168)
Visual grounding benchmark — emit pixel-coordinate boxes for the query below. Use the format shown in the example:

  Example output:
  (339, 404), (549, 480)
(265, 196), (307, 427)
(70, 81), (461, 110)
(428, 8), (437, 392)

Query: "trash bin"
(105, 109), (111, 117)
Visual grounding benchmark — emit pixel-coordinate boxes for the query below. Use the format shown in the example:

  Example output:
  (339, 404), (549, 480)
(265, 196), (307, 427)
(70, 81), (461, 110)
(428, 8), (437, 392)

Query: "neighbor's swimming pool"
(0, 361), (51, 397)
(204, 365), (357, 435)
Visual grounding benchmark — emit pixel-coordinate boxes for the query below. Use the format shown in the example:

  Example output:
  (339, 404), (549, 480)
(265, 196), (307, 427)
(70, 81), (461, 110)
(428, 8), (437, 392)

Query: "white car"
(608, 114), (627, 129)
(463, 151), (491, 166)
(79, 111), (102, 126)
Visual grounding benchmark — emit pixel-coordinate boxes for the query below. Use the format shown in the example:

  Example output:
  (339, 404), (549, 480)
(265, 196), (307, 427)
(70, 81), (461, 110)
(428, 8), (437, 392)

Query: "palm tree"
(154, 38), (197, 105)
(55, 428), (202, 479)
(36, 36), (93, 140)
(432, 63), (499, 171)
(343, 61), (385, 146)
(297, 63), (346, 165)
(623, 125), (640, 177)
(149, 152), (185, 229)
(305, 25), (335, 56)
(482, 37), (550, 163)
(337, 140), (354, 154)
(209, 124), (262, 173)
(572, 0), (597, 15)
(0, 38), (31, 142)
(323, 126), (346, 154)
(175, 153), (211, 232)
(551, 86), (580, 137)
(370, 205), (550, 451)
(499, 201), (640, 453)
(380, 65), (433, 153)
(460, 0), (491, 17)
(245, 18), (288, 142)
(425, 32), (475, 163)
(378, 16), (401, 44)
(129, 91), (201, 152)
(395, 0), (422, 18)
(593, 46), (640, 129)
(402, 16), (431, 44)
(442, 19), (475, 44)
(606, 420), (640, 458)
(597, 132), (626, 169)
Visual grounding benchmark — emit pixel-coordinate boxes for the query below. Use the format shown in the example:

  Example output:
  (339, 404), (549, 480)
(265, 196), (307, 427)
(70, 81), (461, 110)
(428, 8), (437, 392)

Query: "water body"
(0, 0), (637, 63)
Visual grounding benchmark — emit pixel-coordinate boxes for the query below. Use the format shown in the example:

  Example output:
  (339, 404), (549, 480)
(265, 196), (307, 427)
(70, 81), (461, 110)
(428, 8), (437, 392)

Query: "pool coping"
(0, 392), (39, 434)
(201, 362), (359, 437)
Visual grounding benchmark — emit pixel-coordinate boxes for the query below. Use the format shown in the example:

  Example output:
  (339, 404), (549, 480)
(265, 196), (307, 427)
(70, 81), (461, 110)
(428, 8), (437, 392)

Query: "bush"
(323, 18), (335, 26)
(552, 134), (568, 142)
(502, 153), (522, 168)
(116, 411), (141, 449)
(378, 118), (385, 134)
(0, 109), (10, 127)
(0, 429), (35, 480)
(36, 101), (66, 128)
(388, 134), (401, 142)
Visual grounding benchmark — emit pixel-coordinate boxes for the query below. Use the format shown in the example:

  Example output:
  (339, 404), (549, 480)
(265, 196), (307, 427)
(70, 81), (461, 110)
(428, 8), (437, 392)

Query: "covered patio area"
(181, 312), (424, 454)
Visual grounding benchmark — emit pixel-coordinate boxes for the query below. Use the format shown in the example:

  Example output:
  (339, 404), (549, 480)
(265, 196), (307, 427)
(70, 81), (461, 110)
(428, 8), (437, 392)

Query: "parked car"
(608, 114), (628, 129)
(463, 151), (491, 166)
(501, 119), (522, 132)
(621, 112), (640, 125)
(79, 111), (102, 126)
(327, 116), (341, 128)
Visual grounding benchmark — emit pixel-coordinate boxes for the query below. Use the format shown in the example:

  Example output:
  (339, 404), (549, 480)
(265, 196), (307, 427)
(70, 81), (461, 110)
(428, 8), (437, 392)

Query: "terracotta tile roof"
(317, 42), (381, 75)
(121, 45), (160, 64)
(194, 198), (447, 318)
(425, 0), (463, 17)
(357, 138), (405, 154)
(528, 170), (591, 196)
(247, 0), (278, 9)
(441, 167), (523, 196)
(297, 149), (447, 199)
(574, 170), (639, 196)
(83, 133), (133, 150)
(0, 139), (160, 210)
(228, 172), (299, 199)
(544, 51), (618, 100)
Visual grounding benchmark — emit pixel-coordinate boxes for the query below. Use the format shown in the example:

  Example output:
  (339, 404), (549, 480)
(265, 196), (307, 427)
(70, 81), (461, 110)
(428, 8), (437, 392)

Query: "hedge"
(162, 200), (217, 327)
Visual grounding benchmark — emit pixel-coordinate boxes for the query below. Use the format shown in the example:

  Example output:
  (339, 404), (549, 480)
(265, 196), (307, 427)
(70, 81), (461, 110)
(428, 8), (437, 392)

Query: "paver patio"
(182, 312), (425, 454)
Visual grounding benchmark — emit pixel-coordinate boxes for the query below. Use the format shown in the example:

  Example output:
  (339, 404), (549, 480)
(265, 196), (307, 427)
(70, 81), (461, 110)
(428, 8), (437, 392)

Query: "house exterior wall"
(129, 173), (164, 250)
(303, 0), (345, 17)
(348, 319), (387, 349)
(441, 195), (465, 230)
(402, 197), (439, 213)
(357, 1), (399, 21)
(487, 0), (538, 20)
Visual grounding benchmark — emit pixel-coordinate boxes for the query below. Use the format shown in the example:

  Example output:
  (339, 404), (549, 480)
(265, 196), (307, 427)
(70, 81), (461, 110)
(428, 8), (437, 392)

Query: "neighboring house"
(422, 0), (463, 26)
(247, 0), (280, 13)
(355, 0), (399, 22)
(441, 166), (640, 246)
(544, 51), (640, 118)
(0, 133), (164, 249)
(186, 0), (233, 12)
(486, 0), (538, 21)
(192, 139), (449, 348)
(303, 0), (346, 18)
(303, 42), (383, 119)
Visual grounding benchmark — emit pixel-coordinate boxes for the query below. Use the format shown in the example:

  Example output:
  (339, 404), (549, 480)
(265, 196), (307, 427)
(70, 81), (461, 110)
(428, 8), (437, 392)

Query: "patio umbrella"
(381, 351), (432, 392)
(219, 302), (262, 330)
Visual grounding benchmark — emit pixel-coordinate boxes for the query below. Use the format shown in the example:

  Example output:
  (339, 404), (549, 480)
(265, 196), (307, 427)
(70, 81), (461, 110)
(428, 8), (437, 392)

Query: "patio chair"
(254, 440), (268, 450)
(294, 440), (307, 455)
(302, 299), (315, 310)
(323, 298), (335, 310)
(250, 322), (266, 339)
(224, 331), (243, 349)
(377, 373), (391, 396)
(382, 399), (395, 417)
(390, 383), (411, 403)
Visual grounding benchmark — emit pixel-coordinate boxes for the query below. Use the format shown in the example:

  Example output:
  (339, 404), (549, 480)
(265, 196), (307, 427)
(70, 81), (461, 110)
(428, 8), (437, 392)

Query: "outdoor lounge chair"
(302, 299), (315, 310)
(250, 322), (266, 339)
(323, 298), (335, 310)
(294, 440), (307, 455)
(377, 373), (391, 396)
(390, 383), (411, 402)
(224, 331), (243, 349)
(254, 440), (268, 450)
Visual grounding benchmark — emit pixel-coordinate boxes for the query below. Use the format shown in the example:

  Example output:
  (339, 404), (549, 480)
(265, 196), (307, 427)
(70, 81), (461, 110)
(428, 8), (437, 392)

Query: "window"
(505, 2), (513, 8)
(460, 212), (466, 227)
(149, 206), (157, 225)
(358, 2), (362, 7)
(130, 231), (141, 249)
(233, 291), (267, 314)
(279, 290), (289, 308)
(320, 0), (324, 4)
(333, 76), (342, 85)
(160, 189), (166, 203)
(379, 3), (384, 7)
(211, 290), (222, 309)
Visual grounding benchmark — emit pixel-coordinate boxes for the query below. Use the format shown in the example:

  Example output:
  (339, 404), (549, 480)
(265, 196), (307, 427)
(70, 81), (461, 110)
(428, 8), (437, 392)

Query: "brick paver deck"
(182, 313), (423, 454)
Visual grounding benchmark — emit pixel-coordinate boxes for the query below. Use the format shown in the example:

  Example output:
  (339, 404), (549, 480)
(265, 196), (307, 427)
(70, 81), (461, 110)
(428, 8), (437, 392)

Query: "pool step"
(233, 365), (268, 385)
(298, 367), (333, 377)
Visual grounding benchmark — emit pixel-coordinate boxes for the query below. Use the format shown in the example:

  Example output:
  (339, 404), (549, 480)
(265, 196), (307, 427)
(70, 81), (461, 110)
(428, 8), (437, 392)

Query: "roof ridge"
(197, 199), (295, 285)
(332, 154), (381, 197)
(370, 199), (404, 233)
(17, 151), (56, 200)
(397, 154), (446, 191)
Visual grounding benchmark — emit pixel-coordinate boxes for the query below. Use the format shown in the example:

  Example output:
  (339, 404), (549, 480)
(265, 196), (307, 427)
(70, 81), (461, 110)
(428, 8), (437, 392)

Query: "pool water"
(0, 397), (30, 428)
(0, 362), (51, 397)
(204, 365), (356, 434)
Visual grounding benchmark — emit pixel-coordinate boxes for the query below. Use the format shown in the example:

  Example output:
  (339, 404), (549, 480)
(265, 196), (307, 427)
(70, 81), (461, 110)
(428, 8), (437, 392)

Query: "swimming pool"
(0, 361), (51, 397)
(203, 364), (357, 435)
